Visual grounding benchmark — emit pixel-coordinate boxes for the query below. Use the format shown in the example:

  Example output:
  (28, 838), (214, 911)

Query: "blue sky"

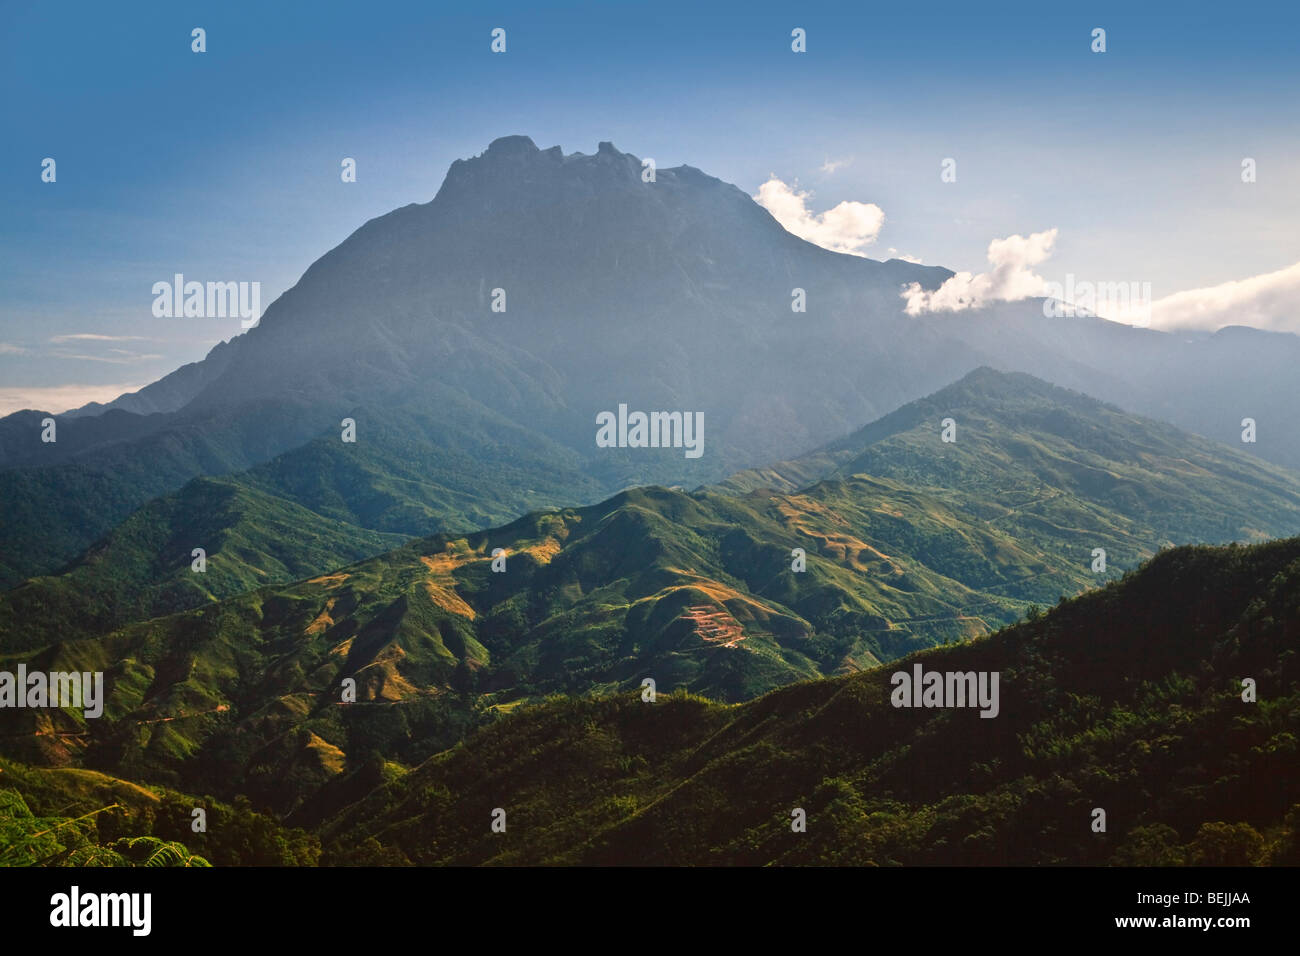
(3, 0), (1298, 412)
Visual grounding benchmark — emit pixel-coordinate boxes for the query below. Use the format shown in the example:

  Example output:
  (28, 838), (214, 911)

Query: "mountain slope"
(4, 368), (1300, 816)
(318, 536), (1300, 865)
(0, 399), (608, 643)
(0, 756), (319, 866)
(0, 475), (1277, 818)
(6, 136), (1300, 587)
(0, 383), (602, 590)
(0, 478), (1058, 813)
(0, 136), (954, 584)
(720, 367), (1300, 565)
(12, 366), (1298, 653)
(0, 477), (408, 653)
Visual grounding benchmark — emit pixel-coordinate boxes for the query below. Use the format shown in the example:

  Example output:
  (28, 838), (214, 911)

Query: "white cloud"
(0, 383), (144, 416)
(50, 350), (164, 364)
(0, 343), (28, 355)
(49, 333), (149, 343)
(903, 228), (1057, 315)
(754, 176), (885, 256)
(1140, 260), (1300, 333)
(820, 157), (852, 174)
(887, 248), (922, 264)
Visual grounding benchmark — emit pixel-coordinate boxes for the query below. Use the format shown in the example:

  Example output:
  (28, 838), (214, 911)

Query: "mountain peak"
(470, 135), (639, 168)
(438, 135), (646, 200)
(484, 134), (540, 157)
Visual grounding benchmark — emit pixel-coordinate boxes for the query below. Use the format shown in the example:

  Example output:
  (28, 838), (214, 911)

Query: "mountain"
(720, 367), (1300, 556)
(4, 369), (1299, 817)
(317, 536), (1300, 865)
(5, 135), (1300, 587)
(0, 476), (408, 654)
(0, 136), (951, 586)
(5, 532), (1295, 865)
(11, 366), (1299, 660)
(0, 400), (605, 648)
(0, 384), (601, 590)
(0, 478), (1046, 814)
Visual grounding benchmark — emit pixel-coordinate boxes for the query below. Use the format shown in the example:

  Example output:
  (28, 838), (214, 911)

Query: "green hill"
(0, 477), (408, 653)
(0, 395), (605, 590)
(721, 368), (1300, 564)
(0, 479), (1066, 814)
(318, 536), (1300, 865)
(4, 369), (1300, 818)
(12, 367), (1299, 657)
(0, 399), (607, 650)
(0, 756), (318, 866)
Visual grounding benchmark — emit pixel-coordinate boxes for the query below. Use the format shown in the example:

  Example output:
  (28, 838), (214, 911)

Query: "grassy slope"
(319, 537), (1300, 866)
(4, 369), (1299, 819)
(0, 395), (605, 589)
(0, 756), (319, 866)
(0, 400), (607, 649)
(10, 367), (1297, 658)
(0, 477), (408, 653)
(721, 368), (1300, 567)
(0, 479), (1064, 814)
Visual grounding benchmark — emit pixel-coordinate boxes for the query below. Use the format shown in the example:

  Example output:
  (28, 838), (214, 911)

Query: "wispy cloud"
(50, 350), (164, 364)
(902, 229), (1057, 315)
(820, 157), (852, 174)
(0, 342), (29, 355)
(49, 333), (150, 343)
(754, 176), (885, 256)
